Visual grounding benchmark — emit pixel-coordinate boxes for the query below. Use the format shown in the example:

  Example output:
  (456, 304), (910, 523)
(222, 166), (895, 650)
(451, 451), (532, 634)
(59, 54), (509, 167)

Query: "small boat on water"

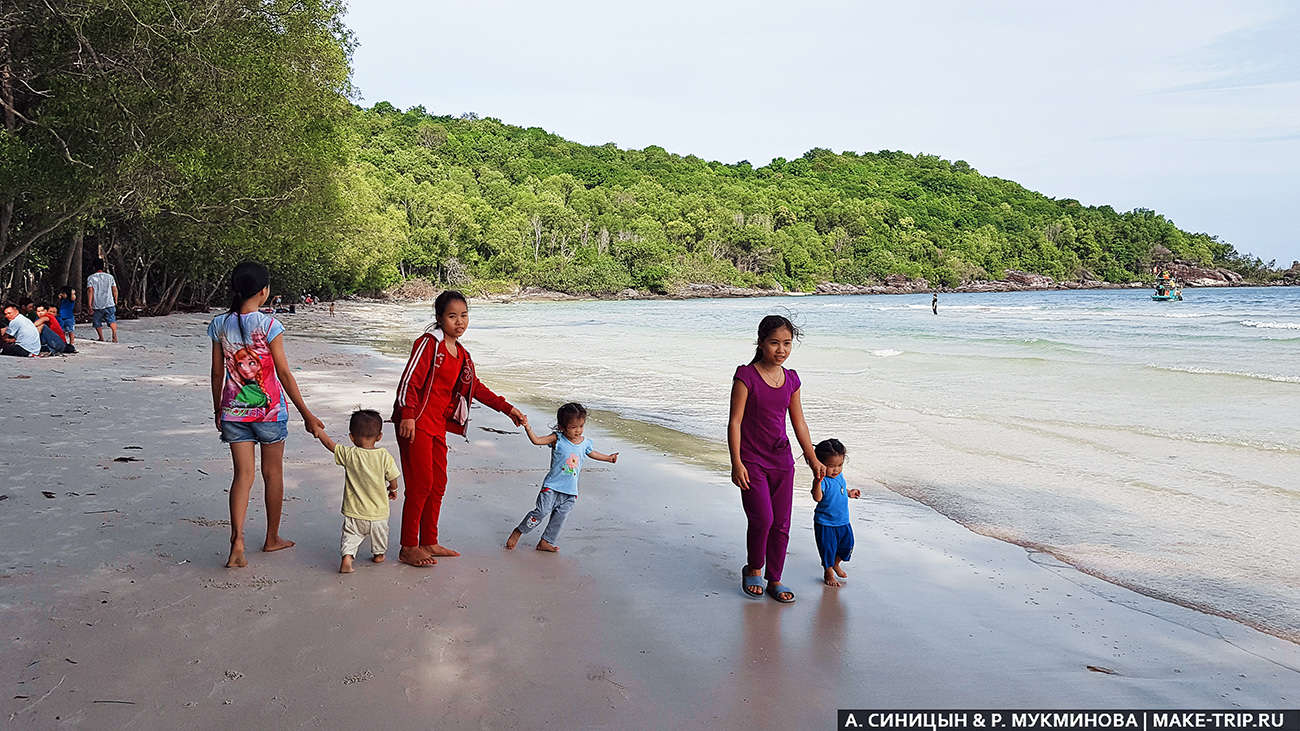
(1152, 271), (1183, 301)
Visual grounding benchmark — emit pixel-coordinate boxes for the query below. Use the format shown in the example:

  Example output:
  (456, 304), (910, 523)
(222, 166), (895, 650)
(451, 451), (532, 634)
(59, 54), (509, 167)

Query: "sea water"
(400, 287), (1300, 642)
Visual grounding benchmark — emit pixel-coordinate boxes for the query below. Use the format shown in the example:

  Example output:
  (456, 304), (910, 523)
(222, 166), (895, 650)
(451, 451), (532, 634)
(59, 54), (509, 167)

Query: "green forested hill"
(346, 103), (1264, 295)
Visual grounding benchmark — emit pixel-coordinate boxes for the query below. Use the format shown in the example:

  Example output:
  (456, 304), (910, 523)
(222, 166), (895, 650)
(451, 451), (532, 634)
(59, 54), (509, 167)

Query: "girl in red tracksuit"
(392, 291), (524, 567)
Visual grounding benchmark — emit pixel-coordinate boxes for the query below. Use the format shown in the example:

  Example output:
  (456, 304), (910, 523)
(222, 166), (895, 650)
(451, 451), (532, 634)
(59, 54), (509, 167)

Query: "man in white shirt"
(1, 304), (40, 357)
(86, 258), (119, 343)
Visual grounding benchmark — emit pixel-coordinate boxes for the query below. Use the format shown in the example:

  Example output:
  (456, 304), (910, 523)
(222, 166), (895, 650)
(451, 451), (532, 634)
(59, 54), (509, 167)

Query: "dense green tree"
(348, 104), (1266, 295)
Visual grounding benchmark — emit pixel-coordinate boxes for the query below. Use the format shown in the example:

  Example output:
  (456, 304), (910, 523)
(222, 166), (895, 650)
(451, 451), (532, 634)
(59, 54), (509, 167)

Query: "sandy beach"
(1, 303), (1297, 729)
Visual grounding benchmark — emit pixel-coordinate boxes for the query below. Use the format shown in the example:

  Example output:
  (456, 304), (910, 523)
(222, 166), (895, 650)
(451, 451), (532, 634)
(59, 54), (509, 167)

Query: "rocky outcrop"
(1283, 262), (1300, 284)
(1001, 270), (1056, 288)
(670, 283), (784, 299)
(1160, 262), (1243, 287)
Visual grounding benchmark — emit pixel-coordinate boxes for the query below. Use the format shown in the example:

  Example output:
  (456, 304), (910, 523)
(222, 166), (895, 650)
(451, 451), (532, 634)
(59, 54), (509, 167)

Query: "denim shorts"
(220, 419), (288, 444)
(92, 306), (117, 327)
(58, 316), (75, 334)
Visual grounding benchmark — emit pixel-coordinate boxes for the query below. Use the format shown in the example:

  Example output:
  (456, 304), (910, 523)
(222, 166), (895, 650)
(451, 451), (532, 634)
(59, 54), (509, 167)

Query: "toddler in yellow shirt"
(312, 409), (400, 573)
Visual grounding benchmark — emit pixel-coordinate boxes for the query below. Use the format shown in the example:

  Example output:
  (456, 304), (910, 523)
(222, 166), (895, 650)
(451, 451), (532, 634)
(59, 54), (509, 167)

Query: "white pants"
(341, 516), (389, 557)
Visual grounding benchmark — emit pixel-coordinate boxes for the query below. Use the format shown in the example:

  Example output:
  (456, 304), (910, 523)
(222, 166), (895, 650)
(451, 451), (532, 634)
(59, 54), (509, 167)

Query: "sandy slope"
(0, 305), (1296, 729)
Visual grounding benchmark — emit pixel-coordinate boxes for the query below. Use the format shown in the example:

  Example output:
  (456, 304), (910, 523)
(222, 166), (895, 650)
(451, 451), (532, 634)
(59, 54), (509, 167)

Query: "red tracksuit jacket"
(392, 329), (513, 438)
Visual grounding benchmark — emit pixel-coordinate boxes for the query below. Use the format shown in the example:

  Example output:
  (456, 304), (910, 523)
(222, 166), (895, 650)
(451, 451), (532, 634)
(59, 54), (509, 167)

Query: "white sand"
(1, 305), (1296, 728)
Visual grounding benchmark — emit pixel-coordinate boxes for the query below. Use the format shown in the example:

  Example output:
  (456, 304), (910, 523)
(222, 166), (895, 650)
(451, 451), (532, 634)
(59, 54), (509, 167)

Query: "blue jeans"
(220, 420), (288, 444)
(39, 327), (66, 354)
(516, 488), (577, 545)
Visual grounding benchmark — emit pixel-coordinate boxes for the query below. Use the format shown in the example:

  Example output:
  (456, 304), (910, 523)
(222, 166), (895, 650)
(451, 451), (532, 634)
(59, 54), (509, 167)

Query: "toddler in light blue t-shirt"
(811, 438), (861, 587)
(506, 402), (619, 552)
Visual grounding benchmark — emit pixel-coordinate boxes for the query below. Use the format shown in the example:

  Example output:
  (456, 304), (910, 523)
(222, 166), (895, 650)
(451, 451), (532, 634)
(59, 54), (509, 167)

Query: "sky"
(344, 0), (1300, 265)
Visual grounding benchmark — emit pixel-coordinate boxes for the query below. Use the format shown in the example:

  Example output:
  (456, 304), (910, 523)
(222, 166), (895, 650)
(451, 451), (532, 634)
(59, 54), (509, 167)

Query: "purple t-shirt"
(734, 364), (801, 470)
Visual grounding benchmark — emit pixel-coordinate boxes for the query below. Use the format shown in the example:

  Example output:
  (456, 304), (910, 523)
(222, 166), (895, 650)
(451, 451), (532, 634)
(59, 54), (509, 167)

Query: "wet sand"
(1, 305), (1296, 728)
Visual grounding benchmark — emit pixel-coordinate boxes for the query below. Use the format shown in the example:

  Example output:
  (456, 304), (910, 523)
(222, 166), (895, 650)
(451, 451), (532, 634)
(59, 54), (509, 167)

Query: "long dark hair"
(433, 290), (468, 330)
(226, 261), (270, 342)
(749, 314), (801, 364)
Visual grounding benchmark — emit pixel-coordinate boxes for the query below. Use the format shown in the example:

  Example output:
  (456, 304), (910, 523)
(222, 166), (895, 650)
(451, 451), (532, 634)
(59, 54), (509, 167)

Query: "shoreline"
(2, 304), (1297, 725)
(395, 279), (1294, 306)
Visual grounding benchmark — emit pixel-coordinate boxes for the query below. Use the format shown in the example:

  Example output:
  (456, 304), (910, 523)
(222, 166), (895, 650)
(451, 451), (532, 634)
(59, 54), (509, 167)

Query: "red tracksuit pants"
(397, 428), (448, 547)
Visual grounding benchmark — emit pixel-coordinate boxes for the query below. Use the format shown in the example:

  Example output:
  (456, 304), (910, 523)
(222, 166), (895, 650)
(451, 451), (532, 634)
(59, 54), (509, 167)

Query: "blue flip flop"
(741, 566), (765, 600)
(766, 582), (796, 604)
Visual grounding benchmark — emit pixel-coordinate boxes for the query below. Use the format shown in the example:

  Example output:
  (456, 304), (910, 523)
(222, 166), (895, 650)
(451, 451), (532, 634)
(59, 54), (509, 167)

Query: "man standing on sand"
(86, 258), (119, 343)
(932, 292), (938, 315)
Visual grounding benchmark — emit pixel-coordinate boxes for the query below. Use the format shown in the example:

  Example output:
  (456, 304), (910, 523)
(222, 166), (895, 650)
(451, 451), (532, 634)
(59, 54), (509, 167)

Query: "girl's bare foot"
(372, 554), (385, 563)
(398, 546), (436, 567)
(536, 539), (558, 552)
(505, 530), (522, 550)
(422, 544), (460, 557)
(833, 560), (848, 579)
(823, 567), (842, 587)
(262, 537), (295, 552)
(340, 555), (355, 573)
(226, 539), (248, 568)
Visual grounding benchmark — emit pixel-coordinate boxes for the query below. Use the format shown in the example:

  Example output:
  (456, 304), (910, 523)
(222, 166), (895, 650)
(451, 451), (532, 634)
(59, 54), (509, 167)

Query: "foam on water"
(409, 287), (1300, 643)
(1241, 319), (1300, 330)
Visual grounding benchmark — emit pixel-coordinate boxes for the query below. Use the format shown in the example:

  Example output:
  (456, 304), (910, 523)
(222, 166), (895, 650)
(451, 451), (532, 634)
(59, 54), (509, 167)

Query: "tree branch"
(0, 201), (90, 273)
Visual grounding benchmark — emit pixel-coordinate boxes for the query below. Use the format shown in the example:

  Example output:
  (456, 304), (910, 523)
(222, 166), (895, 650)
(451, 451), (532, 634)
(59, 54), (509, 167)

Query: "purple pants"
(741, 461), (795, 582)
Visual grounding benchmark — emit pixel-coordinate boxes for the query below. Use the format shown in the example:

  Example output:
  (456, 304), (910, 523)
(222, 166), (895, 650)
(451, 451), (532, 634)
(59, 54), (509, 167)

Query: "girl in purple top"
(728, 314), (825, 603)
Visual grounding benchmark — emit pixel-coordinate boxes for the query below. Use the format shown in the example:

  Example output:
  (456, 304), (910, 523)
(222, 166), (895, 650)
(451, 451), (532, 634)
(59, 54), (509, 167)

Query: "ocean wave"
(1144, 364), (1300, 384)
(1240, 320), (1300, 330)
(871, 349), (903, 357)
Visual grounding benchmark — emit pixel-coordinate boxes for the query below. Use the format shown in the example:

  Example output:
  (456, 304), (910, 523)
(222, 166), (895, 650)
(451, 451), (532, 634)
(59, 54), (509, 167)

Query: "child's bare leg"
(226, 443), (257, 568)
(340, 555), (355, 573)
(833, 558), (848, 578)
(823, 566), (842, 587)
(535, 539), (559, 552)
(259, 441), (294, 552)
(505, 529), (522, 550)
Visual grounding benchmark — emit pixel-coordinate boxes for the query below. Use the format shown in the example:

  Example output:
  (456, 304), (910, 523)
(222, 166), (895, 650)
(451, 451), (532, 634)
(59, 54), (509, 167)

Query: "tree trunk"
(71, 228), (84, 293)
(0, 53), (13, 258)
(60, 228), (84, 287)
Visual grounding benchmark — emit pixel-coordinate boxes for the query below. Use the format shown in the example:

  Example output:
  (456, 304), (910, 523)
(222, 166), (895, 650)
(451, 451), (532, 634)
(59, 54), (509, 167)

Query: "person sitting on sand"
(392, 290), (525, 567)
(1, 304), (41, 357)
(311, 409), (400, 573)
(810, 438), (861, 587)
(506, 403), (619, 553)
(34, 305), (75, 355)
(209, 261), (323, 568)
(729, 314), (825, 604)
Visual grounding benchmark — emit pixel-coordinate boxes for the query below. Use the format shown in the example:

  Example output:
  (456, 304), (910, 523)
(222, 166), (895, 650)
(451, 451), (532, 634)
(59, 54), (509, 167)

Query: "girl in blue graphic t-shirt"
(811, 438), (861, 587)
(506, 402), (619, 552)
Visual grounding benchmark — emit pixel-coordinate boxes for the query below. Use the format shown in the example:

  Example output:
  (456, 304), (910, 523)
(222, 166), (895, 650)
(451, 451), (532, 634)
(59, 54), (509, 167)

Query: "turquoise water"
(402, 287), (1300, 641)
